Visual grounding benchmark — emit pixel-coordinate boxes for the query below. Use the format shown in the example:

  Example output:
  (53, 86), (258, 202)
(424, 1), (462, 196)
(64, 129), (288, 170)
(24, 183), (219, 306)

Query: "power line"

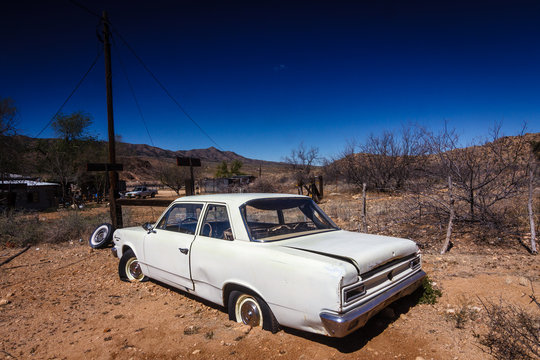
(59, 2), (240, 163)
(34, 49), (103, 138)
(67, 0), (101, 19)
(114, 42), (155, 147)
(110, 27), (236, 161)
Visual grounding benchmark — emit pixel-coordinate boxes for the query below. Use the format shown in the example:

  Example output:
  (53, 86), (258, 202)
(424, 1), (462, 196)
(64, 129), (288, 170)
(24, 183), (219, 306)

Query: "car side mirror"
(142, 222), (155, 233)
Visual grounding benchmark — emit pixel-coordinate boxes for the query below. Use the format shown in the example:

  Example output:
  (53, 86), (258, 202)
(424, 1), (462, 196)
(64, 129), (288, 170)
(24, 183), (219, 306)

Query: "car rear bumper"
(319, 269), (426, 337)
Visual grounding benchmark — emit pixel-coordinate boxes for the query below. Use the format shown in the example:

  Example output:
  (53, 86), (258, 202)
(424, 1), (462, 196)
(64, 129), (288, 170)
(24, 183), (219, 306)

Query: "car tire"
(89, 223), (113, 249)
(228, 290), (279, 333)
(118, 249), (148, 282)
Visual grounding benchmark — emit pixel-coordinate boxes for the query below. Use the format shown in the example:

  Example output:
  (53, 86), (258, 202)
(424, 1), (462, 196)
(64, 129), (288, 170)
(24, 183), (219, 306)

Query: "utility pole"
(102, 11), (123, 229)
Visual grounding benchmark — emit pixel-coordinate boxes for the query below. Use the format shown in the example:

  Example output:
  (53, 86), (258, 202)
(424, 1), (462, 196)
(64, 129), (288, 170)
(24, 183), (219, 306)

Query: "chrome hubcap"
(92, 228), (106, 244)
(236, 295), (262, 327)
(95, 229), (105, 241)
(126, 258), (142, 280)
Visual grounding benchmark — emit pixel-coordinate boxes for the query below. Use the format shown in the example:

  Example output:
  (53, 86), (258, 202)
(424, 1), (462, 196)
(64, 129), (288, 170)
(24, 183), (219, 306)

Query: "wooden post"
(528, 166), (537, 254)
(177, 157), (201, 196)
(361, 183), (368, 233)
(103, 11), (122, 229)
(441, 175), (454, 254)
(189, 164), (195, 194)
(318, 175), (324, 199)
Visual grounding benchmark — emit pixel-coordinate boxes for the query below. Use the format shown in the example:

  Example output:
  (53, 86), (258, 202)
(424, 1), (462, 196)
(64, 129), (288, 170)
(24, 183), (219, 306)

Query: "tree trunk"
(361, 183), (368, 233)
(441, 175), (455, 254)
(469, 184), (474, 219)
(528, 166), (537, 254)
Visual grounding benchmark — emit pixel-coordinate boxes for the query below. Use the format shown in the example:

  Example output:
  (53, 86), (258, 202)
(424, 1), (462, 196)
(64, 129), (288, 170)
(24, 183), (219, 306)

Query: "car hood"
(280, 230), (418, 275)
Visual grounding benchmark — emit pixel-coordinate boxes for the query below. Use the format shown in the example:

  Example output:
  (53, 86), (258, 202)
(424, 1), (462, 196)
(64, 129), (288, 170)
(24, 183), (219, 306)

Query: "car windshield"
(240, 198), (339, 242)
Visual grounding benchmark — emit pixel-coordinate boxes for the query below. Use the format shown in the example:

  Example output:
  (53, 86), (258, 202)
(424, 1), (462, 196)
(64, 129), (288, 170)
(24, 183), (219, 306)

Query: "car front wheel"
(228, 291), (279, 333)
(118, 249), (148, 282)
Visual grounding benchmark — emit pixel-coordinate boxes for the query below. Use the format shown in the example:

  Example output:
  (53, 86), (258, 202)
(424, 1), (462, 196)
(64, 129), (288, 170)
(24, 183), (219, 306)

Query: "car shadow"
(280, 288), (424, 353)
(149, 279), (423, 353)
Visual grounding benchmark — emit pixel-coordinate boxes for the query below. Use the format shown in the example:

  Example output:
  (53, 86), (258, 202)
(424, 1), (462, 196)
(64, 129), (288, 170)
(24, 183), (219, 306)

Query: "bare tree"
(426, 123), (529, 223)
(441, 175), (455, 254)
(284, 142), (320, 186)
(337, 125), (428, 191)
(527, 140), (539, 254)
(159, 163), (200, 195)
(336, 140), (368, 189)
(37, 111), (98, 202)
(0, 97), (17, 136)
(0, 97), (21, 180)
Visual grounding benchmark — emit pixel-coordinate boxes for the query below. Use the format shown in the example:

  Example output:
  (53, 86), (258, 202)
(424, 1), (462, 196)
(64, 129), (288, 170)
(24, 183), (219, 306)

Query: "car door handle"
(179, 248), (189, 255)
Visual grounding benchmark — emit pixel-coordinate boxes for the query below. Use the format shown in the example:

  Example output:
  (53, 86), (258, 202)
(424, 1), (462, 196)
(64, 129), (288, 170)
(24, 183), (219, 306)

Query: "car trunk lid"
(281, 230), (418, 275)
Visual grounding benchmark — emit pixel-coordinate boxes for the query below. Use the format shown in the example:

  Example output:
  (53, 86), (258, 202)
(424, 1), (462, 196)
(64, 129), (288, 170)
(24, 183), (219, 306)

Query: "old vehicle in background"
(111, 193), (426, 337)
(125, 186), (157, 199)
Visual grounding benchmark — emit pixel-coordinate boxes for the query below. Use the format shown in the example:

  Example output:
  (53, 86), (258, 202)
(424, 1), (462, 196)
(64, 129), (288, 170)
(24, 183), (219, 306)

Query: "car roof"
(172, 193), (310, 207)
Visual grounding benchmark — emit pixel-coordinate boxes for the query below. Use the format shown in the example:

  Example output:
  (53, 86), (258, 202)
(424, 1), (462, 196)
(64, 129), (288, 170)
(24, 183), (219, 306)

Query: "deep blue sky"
(2, 0), (539, 161)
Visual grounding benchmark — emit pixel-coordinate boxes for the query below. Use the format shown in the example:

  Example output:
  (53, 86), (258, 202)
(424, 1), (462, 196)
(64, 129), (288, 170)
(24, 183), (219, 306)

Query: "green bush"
(418, 276), (442, 304)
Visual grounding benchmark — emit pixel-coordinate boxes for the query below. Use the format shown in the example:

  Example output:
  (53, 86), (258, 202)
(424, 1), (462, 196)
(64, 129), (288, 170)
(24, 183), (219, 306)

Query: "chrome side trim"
(320, 270), (426, 337)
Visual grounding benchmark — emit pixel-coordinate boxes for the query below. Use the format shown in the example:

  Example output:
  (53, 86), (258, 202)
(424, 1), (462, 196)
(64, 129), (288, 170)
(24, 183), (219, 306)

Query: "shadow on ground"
(151, 278), (424, 354)
(282, 288), (424, 353)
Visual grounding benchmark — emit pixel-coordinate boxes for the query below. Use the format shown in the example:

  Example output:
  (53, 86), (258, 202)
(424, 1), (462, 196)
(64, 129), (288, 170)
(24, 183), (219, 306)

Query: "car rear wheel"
(119, 249), (148, 282)
(228, 291), (279, 333)
(89, 223), (113, 249)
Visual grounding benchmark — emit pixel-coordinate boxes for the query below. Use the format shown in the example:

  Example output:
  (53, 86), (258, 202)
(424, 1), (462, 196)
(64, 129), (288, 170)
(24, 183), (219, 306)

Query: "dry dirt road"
(0, 242), (538, 360)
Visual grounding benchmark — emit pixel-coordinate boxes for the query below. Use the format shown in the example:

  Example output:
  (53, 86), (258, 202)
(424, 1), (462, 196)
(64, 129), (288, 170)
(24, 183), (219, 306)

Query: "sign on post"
(176, 157), (201, 196)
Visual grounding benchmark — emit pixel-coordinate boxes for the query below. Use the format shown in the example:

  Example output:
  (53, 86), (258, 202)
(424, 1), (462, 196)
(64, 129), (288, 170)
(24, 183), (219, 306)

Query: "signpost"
(177, 157), (201, 196)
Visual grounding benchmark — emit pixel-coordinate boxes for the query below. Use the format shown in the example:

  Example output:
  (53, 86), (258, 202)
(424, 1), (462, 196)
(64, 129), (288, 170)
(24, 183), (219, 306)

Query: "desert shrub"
(418, 276), (442, 304)
(445, 297), (481, 329)
(249, 178), (278, 193)
(0, 210), (43, 247)
(45, 211), (98, 243)
(0, 209), (110, 247)
(478, 296), (539, 360)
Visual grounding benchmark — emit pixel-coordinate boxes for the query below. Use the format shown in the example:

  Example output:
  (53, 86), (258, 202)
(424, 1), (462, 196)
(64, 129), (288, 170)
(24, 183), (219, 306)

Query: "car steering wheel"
(180, 217), (198, 224)
(202, 222), (213, 237)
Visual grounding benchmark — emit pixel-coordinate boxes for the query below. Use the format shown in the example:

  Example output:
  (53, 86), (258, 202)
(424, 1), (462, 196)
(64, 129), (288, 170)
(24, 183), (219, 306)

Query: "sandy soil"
(0, 238), (538, 360)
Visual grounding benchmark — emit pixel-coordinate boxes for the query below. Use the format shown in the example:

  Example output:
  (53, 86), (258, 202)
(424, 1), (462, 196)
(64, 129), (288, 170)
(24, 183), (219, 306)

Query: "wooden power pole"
(102, 11), (123, 229)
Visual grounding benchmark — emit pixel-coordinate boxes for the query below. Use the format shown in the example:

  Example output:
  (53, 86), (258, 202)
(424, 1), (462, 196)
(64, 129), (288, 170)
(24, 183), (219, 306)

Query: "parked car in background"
(111, 193), (426, 337)
(125, 186), (157, 198)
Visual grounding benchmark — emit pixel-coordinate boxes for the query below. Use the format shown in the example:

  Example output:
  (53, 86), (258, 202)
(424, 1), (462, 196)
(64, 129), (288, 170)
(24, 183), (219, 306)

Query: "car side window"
(157, 203), (203, 234)
(200, 204), (233, 240)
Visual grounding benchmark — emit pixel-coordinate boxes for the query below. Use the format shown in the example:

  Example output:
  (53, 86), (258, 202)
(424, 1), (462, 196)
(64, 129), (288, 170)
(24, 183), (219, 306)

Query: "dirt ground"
(0, 193), (538, 360)
(0, 242), (537, 360)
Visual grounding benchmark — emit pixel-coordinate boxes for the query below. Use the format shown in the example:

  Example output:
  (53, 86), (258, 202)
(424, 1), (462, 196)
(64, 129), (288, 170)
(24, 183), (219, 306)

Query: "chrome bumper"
(320, 270), (426, 337)
(111, 246), (118, 258)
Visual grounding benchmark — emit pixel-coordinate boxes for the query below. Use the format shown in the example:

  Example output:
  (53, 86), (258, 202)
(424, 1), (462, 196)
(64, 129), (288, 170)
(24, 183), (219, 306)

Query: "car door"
(190, 203), (239, 303)
(144, 202), (204, 290)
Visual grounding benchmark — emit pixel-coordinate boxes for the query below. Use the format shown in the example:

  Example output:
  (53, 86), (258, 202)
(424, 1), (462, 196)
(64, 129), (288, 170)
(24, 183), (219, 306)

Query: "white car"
(125, 186), (157, 198)
(111, 193), (426, 337)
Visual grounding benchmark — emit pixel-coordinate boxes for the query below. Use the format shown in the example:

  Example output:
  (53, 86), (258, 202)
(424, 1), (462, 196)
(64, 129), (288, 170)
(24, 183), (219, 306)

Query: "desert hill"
(14, 135), (288, 183)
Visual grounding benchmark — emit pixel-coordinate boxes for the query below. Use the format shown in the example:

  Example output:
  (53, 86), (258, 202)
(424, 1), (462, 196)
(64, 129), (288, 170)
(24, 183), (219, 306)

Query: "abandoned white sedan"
(111, 193), (425, 337)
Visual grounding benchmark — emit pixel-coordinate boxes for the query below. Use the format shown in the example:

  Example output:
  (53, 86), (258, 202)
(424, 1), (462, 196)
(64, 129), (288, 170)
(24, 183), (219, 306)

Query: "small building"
(201, 175), (256, 193)
(0, 177), (61, 210)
